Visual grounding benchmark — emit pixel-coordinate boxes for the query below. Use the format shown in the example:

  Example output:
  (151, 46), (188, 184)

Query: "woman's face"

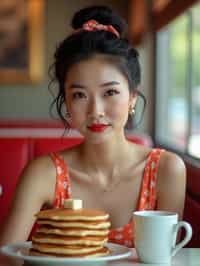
(64, 55), (136, 143)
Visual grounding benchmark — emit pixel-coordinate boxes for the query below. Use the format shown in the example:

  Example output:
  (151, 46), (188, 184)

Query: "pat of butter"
(64, 199), (82, 210)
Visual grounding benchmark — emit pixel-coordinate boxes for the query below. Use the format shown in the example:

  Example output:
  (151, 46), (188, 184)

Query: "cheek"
(71, 109), (83, 122)
(109, 98), (129, 119)
(70, 104), (87, 125)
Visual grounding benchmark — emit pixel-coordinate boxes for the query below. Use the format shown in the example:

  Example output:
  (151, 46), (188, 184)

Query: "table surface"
(0, 248), (200, 266)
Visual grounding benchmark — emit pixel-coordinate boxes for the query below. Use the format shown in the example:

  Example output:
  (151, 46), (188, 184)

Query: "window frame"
(154, 6), (200, 165)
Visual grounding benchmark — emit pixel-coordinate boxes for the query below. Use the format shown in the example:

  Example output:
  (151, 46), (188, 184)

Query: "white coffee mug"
(133, 211), (192, 264)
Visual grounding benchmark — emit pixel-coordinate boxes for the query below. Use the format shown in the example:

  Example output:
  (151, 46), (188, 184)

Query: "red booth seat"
(183, 194), (200, 247)
(0, 139), (30, 226)
(182, 160), (200, 247)
(32, 138), (84, 157)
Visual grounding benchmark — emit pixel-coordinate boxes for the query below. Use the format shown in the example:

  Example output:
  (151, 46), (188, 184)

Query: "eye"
(72, 91), (86, 100)
(105, 89), (120, 96)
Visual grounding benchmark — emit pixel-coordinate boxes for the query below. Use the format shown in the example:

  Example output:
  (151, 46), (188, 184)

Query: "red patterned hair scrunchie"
(75, 19), (120, 38)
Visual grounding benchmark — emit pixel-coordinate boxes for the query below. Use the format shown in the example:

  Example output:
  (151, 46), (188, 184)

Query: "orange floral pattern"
(50, 148), (165, 248)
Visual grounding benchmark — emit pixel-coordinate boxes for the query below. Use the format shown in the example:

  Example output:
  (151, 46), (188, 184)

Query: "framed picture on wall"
(0, 0), (44, 84)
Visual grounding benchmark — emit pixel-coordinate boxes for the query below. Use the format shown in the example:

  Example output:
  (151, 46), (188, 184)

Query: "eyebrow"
(101, 81), (120, 87)
(68, 81), (120, 89)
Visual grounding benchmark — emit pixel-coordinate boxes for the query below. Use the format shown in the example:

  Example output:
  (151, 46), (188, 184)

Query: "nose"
(87, 96), (105, 119)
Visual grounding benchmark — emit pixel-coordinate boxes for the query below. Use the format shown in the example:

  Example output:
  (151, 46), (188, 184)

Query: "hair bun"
(71, 5), (127, 36)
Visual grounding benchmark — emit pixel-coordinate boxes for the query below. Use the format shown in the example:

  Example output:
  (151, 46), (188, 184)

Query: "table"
(0, 248), (200, 266)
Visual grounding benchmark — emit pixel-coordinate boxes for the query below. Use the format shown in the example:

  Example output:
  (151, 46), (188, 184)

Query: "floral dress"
(50, 148), (165, 248)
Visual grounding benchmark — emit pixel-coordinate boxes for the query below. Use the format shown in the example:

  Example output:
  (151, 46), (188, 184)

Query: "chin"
(84, 132), (113, 145)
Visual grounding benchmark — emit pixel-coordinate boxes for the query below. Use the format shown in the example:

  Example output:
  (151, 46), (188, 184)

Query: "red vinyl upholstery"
(183, 194), (200, 247)
(0, 139), (30, 226)
(186, 163), (200, 199)
(32, 138), (84, 157)
(182, 161), (200, 247)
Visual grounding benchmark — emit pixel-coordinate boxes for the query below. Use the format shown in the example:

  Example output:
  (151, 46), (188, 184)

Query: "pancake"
(32, 243), (103, 255)
(37, 219), (110, 229)
(29, 246), (110, 258)
(32, 233), (108, 246)
(37, 225), (109, 236)
(31, 199), (111, 258)
(35, 208), (109, 221)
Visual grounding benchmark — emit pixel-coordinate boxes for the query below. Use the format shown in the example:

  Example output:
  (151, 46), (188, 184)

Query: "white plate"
(0, 241), (132, 265)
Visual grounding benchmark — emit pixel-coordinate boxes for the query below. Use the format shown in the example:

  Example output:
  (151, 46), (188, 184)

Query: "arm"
(0, 156), (54, 246)
(156, 151), (186, 242)
(157, 151), (186, 220)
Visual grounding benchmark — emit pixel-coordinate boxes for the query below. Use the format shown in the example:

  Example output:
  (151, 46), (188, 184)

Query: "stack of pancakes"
(30, 204), (111, 258)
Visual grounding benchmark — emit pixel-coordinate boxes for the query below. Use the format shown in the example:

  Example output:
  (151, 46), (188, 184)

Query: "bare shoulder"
(23, 154), (54, 175)
(16, 154), (56, 204)
(158, 150), (186, 183)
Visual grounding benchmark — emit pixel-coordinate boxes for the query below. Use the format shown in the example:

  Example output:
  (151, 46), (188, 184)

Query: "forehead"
(65, 55), (128, 87)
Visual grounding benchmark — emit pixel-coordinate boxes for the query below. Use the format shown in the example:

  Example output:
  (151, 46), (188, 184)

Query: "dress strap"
(137, 148), (165, 210)
(50, 152), (72, 208)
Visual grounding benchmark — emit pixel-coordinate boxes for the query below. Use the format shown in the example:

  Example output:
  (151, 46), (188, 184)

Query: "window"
(155, 2), (200, 159)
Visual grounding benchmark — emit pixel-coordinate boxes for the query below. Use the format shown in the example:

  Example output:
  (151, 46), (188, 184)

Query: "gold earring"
(98, 112), (105, 117)
(129, 106), (135, 115)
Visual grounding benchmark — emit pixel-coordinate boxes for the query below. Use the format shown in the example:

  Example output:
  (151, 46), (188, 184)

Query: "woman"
(0, 5), (186, 248)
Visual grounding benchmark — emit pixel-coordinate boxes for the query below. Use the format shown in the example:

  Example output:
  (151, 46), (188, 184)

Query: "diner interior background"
(0, 0), (199, 156)
(0, 0), (200, 246)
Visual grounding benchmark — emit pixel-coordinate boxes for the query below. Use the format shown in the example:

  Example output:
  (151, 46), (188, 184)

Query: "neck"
(78, 131), (132, 178)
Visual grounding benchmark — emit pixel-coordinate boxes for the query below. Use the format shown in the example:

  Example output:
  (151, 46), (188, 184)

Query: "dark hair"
(49, 5), (146, 127)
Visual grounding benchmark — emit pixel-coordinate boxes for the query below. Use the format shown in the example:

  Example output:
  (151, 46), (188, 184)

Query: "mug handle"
(171, 221), (193, 257)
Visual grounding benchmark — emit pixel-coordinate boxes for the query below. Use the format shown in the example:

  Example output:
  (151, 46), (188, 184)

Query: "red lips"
(88, 124), (109, 132)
